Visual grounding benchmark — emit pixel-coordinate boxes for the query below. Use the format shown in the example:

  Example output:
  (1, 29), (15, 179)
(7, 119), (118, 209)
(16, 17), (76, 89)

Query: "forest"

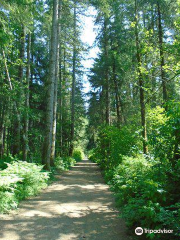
(0, 0), (180, 239)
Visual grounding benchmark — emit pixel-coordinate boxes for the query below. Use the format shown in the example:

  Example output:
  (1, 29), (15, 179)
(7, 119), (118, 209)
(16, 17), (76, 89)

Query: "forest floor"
(0, 159), (131, 240)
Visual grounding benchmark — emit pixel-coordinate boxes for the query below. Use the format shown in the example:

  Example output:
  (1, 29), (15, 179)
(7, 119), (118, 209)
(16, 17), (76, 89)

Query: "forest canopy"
(0, 0), (180, 239)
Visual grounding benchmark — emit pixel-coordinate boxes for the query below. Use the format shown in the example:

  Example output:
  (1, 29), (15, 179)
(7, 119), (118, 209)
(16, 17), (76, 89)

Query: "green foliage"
(0, 172), (22, 212)
(90, 126), (139, 169)
(88, 101), (180, 239)
(110, 156), (166, 206)
(122, 198), (180, 239)
(72, 149), (83, 162)
(0, 155), (17, 170)
(0, 160), (49, 213)
(55, 156), (76, 171)
(147, 102), (180, 203)
(99, 154), (180, 239)
(91, 114), (180, 239)
(98, 154), (179, 239)
(55, 149), (83, 171)
(147, 102), (180, 162)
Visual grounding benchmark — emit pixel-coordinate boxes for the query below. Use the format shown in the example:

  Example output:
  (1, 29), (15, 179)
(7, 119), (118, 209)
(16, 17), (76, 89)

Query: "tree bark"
(0, 106), (5, 158)
(112, 57), (122, 127)
(12, 26), (25, 156)
(50, 0), (62, 166)
(59, 42), (63, 156)
(104, 18), (110, 125)
(60, 47), (66, 156)
(19, 25), (25, 85)
(69, 1), (77, 156)
(135, 0), (148, 154)
(2, 50), (26, 156)
(157, 2), (167, 102)
(23, 33), (31, 161)
(42, 0), (59, 170)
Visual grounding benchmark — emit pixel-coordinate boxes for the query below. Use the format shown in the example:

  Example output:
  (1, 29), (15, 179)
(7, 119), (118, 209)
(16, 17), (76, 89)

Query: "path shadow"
(0, 160), (131, 240)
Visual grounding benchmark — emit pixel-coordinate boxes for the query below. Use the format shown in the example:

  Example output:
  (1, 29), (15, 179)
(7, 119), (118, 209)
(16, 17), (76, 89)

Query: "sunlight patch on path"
(0, 160), (131, 240)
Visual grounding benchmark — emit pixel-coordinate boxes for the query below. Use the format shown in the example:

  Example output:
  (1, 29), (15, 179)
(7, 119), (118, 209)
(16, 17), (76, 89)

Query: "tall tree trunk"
(23, 33), (31, 161)
(12, 26), (25, 156)
(112, 58), (121, 127)
(157, 2), (167, 102)
(42, 0), (59, 170)
(135, 0), (148, 154)
(2, 50), (26, 156)
(69, 2), (77, 156)
(2, 126), (6, 157)
(104, 18), (110, 125)
(50, 0), (61, 166)
(19, 25), (25, 85)
(59, 44), (63, 156)
(0, 105), (5, 158)
(59, 47), (66, 156)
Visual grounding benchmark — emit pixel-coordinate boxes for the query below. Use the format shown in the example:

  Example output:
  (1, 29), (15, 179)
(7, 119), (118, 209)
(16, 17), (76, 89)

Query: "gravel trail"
(0, 160), (131, 240)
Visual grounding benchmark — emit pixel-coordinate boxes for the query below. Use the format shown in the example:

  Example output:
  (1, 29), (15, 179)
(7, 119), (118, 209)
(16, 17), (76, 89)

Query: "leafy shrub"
(147, 102), (180, 205)
(55, 156), (76, 171)
(122, 199), (180, 239)
(87, 149), (94, 159)
(111, 156), (166, 206)
(90, 125), (139, 169)
(147, 102), (180, 166)
(0, 155), (17, 170)
(104, 155), (180, 239)
(0, 173), (22, 212)
(90, 102), (180, 239)
(72, 149), (83, 162)
(0, 161), (49, 213)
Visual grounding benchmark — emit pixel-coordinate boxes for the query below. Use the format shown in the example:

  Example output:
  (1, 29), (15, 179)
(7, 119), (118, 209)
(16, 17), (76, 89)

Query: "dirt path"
(0, 160), (131, 240)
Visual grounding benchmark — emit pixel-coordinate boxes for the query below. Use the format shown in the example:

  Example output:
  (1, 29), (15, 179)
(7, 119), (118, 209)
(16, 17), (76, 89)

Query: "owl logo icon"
(135, 227), (143, 235)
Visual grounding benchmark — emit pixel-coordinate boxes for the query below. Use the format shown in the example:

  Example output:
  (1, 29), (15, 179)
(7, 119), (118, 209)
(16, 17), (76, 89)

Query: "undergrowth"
(0, 148), (84, 213)
(0, 161), (49, 213)
(89, 106), (180, 240)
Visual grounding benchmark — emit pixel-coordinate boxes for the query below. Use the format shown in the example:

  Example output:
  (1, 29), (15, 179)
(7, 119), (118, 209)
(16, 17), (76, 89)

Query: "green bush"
(0, 161), (49, 213)
(55, 156), (76, 171)
(0, 155), (17, 170)
(110, 156), (166, 205)
(72, 149), (83, 162)
(0, 173), (22, 212)
(90, 125), (139, 169)
(147, 102), (180, 222)
(89, 103), (180, 239)
(147, 102), (180, 166)
(104, 155), (180, 239)
(122, 199), (180, 239)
